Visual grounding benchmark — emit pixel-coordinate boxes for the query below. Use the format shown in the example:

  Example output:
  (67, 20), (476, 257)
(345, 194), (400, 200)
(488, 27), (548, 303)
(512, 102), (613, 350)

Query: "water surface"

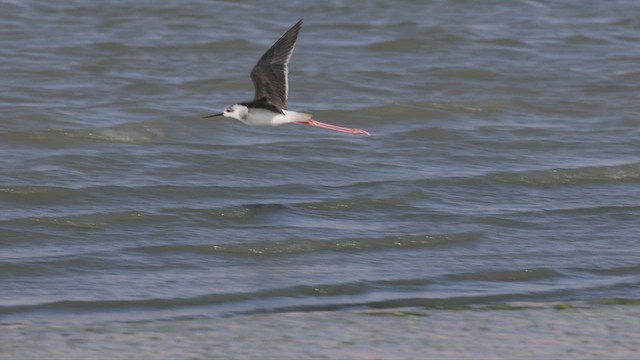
(1, 0), (639, 334)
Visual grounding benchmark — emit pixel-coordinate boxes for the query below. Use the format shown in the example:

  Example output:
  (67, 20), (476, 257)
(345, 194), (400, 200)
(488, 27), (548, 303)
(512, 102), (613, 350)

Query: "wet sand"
(2, 304), (638, 359)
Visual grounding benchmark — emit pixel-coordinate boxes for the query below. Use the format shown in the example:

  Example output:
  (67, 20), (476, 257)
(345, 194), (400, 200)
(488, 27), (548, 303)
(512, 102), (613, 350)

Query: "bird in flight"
(203, 19), (370, 136)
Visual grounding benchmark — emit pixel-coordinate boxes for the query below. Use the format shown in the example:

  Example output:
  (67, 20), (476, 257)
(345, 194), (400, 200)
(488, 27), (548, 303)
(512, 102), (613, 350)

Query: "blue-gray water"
(2, 0), (640, 337)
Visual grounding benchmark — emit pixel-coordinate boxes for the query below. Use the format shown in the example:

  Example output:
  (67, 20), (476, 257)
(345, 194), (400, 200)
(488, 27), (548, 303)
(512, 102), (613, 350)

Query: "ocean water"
(1, 0), (640, 357)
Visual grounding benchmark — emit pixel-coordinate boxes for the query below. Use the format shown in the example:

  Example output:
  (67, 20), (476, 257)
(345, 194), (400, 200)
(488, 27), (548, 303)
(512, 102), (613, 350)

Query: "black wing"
(250, 19), (303, 110)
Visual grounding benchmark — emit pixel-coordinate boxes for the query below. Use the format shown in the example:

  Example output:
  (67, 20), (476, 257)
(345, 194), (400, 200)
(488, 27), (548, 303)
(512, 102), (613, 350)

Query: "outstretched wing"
(250, 19), (303, 110)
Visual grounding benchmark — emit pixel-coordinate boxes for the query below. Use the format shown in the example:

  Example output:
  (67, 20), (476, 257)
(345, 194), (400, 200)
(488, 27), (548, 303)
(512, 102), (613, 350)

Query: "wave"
(365, 38), (430, 52)
(163, 197), (411, 220)
(489, 162), (640, 187)
(0, 280), (377, 317)
(445, 268), (560, 282)
(6, 211), (162, 230)
(2, 267), (634, 319)
(131, 232), (480, 256)
(434, 68), (503, 81)
(356, 99), (506, 119)
(57, 121), (165, 144)
(4, 159), (637, 226)
(0, 120), (165, 146)
(0, 186), (78, 204)
(296, 196), (407, 211)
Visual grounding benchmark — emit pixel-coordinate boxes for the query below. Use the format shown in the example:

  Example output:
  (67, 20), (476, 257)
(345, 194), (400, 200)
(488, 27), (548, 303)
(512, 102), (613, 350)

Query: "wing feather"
(250, 19), (303, 110)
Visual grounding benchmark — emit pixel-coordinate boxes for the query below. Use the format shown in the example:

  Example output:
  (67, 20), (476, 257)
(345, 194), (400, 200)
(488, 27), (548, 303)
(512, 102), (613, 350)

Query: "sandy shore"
(1, 304), (639, 360)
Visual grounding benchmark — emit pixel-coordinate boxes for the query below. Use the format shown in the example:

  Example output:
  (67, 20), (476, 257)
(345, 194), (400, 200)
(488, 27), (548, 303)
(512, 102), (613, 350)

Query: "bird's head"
(203, 104), (248, 121)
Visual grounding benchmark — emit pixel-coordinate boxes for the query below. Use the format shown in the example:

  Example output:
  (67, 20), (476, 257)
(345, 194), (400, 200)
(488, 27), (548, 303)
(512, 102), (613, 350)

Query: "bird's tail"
(283, 110), (313, 121)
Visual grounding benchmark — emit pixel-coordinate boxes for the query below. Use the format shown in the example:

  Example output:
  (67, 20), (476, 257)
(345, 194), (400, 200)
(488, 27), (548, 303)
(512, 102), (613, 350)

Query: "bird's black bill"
(202, 113), (223, 118)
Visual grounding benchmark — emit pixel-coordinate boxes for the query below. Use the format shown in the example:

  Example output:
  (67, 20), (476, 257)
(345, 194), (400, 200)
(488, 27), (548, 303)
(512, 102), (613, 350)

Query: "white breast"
(241, 109), (283, 126)
(242, 109), (312, 127)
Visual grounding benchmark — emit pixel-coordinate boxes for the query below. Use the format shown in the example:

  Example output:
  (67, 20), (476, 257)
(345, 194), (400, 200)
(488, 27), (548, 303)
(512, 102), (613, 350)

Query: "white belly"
(241, 109), (311, 126)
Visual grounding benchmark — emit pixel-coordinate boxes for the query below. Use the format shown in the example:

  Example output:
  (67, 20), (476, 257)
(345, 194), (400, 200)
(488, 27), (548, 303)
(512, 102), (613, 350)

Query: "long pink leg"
(294, 120), (370, 136)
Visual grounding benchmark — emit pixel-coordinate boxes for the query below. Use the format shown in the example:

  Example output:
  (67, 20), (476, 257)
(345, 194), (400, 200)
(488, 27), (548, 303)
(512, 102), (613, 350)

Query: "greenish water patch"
(480, 304), (530, 311)
(553, 303), (575, 310)
(363, 310), (428, 317)
(592, 298), (640, 306)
